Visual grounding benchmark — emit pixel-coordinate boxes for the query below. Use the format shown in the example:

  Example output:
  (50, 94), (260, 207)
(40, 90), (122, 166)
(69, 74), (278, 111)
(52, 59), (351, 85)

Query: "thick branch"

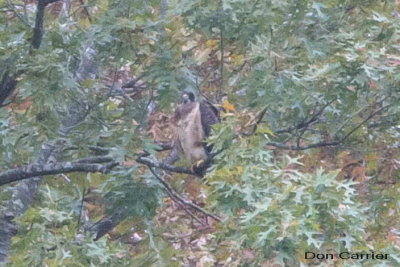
(155, 142), (173, 151)
(31, 0), (61, 50)
(121, 73), (146, 88)
(75, 156), (114, 164)
(136, 156), (196, 175)
(86, 145), (113, 154)
(31, 0), (46, 50)
(0, 161), (118, 186)
(0, 70), (18, 106)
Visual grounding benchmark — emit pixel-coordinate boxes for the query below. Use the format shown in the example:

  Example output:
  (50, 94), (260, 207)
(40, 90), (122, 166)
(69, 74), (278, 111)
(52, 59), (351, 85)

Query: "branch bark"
(0, 70), (18, 106)
(136, 156), (196, 175)
(31, 0), (46, 50)
(0, 161), (118, 186)
(31, 0), (61, 50)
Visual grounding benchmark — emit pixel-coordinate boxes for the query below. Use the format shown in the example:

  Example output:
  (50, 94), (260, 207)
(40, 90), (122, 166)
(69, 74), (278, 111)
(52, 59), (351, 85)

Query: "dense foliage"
(1, 0), (399, 266)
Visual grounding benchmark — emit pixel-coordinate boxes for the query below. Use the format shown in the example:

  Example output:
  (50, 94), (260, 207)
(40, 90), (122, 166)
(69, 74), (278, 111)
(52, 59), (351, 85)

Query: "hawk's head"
(181, 91), (195, 104)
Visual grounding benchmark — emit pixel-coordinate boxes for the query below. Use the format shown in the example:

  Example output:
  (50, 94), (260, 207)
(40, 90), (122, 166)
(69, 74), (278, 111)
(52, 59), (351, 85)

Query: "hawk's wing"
(199, 101), (220, 137)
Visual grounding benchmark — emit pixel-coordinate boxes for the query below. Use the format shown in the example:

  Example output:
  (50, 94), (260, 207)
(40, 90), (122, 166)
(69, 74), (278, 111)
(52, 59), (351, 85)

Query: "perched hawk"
(93, 92), (219, 240)
(165, 92), (220, 171)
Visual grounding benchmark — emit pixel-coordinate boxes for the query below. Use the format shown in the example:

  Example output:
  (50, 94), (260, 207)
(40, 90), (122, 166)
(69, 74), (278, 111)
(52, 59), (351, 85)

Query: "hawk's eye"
(182, 94), (189, 102)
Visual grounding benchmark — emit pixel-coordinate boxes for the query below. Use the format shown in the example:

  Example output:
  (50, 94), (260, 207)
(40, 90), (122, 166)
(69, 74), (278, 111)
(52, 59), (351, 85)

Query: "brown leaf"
(222, 100), (235, 112)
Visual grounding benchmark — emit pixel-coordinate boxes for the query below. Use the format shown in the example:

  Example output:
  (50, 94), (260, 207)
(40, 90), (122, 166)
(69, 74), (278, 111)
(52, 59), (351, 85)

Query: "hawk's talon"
(194, 159), (204, 167)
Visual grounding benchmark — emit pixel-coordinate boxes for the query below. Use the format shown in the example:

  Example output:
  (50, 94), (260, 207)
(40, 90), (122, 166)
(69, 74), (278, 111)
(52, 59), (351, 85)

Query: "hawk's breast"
(176, 102), (206, 163)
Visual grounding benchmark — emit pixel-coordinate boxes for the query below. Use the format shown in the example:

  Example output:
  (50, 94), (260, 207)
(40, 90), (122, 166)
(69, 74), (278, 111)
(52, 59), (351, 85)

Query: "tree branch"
(31, 0), (46, 50)
(0, 70), (18, 106)
(266, 103), (391, 150)
(339, 103), (391, 141)
(241, 106), (268, 136)
(136, 156), (196, 175)
(121, 73), (146, 88)
(275, 98), (336, 134)
(44, 0), (62, 6)
(155, 142), (173, 151)
(75, 156), (114, 164)
(86, 145), (113, 154)
(0, 161), (118, 186)
(147, 167), (222, 222)
(31, 0), (62, 49)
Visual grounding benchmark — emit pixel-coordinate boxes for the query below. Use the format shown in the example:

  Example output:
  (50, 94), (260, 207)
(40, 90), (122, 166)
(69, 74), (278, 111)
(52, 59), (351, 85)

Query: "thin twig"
(275, 98), (336, 134)
(266, 103), (392, 150)
(243, 106), (268, 136)
(6, 0), (30, 27)
(78, 0), (92, 22)
(148, 167), (222, 222)
(171, 197), (204, 225)
(339, 103), (391, 142)
(218, 23), (224, 101)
